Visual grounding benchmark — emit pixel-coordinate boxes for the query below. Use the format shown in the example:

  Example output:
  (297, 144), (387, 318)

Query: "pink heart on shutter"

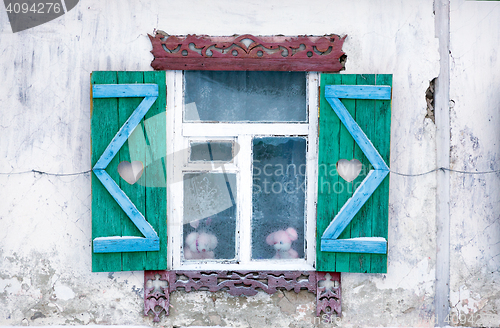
(336, 159), (362, 182)
(117, 161), (144, 184)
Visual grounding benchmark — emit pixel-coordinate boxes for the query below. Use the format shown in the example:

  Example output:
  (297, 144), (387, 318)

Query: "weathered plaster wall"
(0, 0), (491, 327)
(449, 1), (500, 326)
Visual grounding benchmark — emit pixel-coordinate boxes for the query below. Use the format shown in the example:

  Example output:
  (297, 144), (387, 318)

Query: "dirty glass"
(184, 71), (307, 122)
(251, 137), (306, 260)
(189, 141), (234, 162)
(183, 172), (237, 261)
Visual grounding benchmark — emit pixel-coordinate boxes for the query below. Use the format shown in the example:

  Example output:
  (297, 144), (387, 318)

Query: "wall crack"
(425, 78), (436, 124)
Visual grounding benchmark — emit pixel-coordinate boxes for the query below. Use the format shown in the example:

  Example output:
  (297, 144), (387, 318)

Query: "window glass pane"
(184, 71), (307, 122)
(251, 137), (306, 260)
(190, 141), (233, 162)
(183, 172), (237, 261)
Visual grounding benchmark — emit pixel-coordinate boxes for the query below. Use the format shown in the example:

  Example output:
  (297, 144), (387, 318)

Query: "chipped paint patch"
(54, 284), (75, 301)
(375, 258), (435, 296)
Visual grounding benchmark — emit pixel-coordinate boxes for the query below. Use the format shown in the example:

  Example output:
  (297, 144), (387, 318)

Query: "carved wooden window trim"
(149, 33), (346, 72)
(145, 270), (341, 322)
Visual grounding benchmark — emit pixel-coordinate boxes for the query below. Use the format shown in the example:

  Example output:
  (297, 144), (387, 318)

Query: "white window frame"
(166, 70), (319, 271)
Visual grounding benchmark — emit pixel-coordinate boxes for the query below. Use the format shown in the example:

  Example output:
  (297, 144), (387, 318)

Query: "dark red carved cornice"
(149, 33), (346, 71)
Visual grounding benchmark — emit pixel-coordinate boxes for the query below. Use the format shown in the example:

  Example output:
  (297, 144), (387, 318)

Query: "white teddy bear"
(184, 232), (218, 260)
(266, 227), (299, 259)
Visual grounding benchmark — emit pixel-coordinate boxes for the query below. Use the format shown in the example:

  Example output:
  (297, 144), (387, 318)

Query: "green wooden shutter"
(91, 71), (167, 272)
(317, 74), (391, 273)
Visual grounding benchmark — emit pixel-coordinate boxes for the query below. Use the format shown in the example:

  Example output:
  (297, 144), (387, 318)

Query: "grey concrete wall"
(0, 0), (497, 327)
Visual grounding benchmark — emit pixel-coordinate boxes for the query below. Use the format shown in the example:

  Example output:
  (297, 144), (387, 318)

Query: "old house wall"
(0, 0), (497, 327)
(449, 1), (500, 326)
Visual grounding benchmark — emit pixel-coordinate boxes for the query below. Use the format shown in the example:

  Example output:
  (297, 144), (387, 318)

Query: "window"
(90, 34), (391, 275)
(167, 70), (319, 270)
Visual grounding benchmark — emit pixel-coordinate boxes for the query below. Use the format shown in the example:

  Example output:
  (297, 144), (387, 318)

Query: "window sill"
(173, 260), (315, 271)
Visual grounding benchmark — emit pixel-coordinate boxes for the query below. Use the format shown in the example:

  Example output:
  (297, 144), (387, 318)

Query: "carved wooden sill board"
(144, 270), (341, 322)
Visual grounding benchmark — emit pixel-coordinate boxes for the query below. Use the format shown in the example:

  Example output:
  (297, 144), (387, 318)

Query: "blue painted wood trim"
(325, 85), (391, 100)
(93, 236), (160, 253)
(93, 169), (158, 239)
(320, 83), (391, 255)
(92, 84), (159, 98)
(326, 97), (389, 171)
(322, 169), (389, 240)
(93, 96), (157, 170)
(91, 84), (161, 254)
(321, 238), (387, 254)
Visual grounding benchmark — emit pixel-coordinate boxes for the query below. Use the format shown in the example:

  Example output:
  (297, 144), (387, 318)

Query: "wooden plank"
(144, 70), (167, 271)
(316, 73), (342, 272)
(321, 169), (389, 240)
(91, 71), (122, 272)
(321, 238), (387, 254)
(326, 97), (389, 170)
(374, 76), (392, 169)
(349, 74), (376, 273)
(93, 169), (158, 240)
(334, 74), (357, 272)
(94, 96), (157, 169)
(93, 84), (159, 98)
(325, 85), (391, 100)
(117, 71), (147, 271)
(370, 74), (392, 273)
(151, 57), (345, 72)
(93, 236), (159, 253)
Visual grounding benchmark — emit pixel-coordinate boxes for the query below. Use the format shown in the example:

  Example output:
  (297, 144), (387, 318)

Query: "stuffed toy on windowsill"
(184, 232), (218, 260)
(266, 227), (299, 259)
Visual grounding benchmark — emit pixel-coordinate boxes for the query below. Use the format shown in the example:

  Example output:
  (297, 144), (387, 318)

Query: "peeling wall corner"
(425, 78), (437, 124)
(434, 0), (451, 325)
(339, 54), (348, 71)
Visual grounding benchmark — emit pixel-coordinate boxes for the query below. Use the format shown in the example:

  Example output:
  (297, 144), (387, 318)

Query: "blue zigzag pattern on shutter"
(321, 85), (391, 254)
(92, 84), (160, 253)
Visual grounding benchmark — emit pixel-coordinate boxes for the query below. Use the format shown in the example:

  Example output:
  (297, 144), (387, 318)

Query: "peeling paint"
(54, 284), (76, 301)
(425, 78), (436, 123)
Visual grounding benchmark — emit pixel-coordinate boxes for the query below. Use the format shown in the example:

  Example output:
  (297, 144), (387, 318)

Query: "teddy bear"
(184, 232), (218, 260)
(266, 227), (299, 259)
